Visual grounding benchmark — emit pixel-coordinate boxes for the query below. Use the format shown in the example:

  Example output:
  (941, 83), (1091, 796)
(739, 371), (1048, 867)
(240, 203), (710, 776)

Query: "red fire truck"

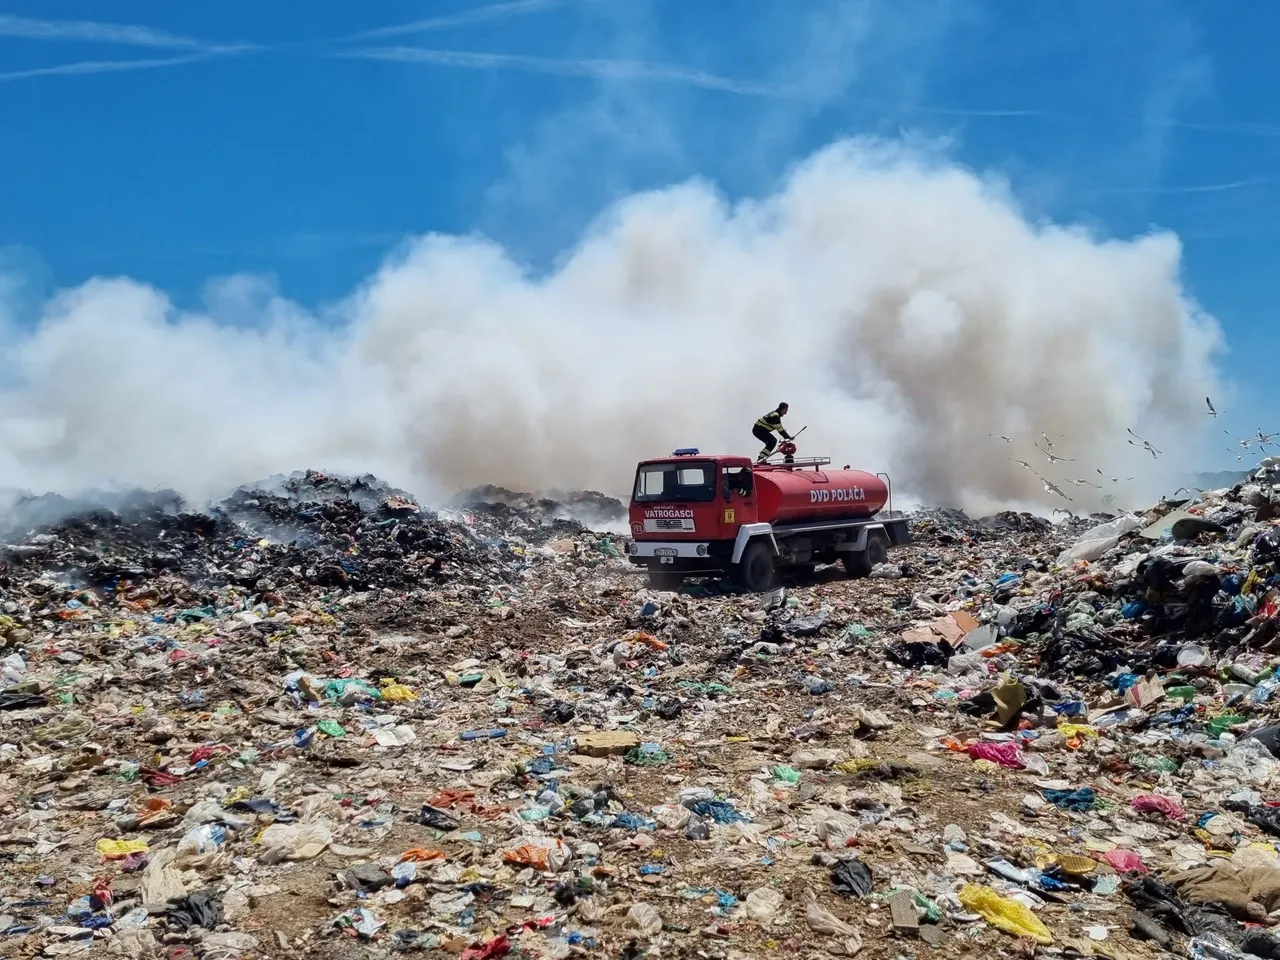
(626, 447), (910, 591)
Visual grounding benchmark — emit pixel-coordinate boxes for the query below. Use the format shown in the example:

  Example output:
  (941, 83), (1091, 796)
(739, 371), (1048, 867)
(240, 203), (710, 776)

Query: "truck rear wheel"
(843, 531), (888, 579)
(647, 570), (684, 592)
(736, 540), (777, 592)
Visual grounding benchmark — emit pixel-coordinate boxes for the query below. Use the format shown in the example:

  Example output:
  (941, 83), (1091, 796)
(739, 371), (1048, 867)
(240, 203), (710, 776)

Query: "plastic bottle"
(176, 824), (226, 859)
(1229, 664), (1262, 686)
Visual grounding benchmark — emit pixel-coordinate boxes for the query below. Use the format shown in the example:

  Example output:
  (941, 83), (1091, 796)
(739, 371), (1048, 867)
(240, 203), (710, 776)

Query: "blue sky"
(1, 0), (1277, 435)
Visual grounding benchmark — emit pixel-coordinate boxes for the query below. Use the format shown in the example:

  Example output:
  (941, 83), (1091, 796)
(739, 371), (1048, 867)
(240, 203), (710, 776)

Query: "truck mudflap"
(882, 516), (911, 546)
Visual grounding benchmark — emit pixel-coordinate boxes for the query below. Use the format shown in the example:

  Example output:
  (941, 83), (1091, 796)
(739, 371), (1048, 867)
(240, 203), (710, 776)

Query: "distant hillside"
(1186, 469), (1250, 491)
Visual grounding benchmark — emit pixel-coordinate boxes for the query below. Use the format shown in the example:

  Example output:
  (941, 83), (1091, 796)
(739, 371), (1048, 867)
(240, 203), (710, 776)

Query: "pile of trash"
(7, 467), (1280, 958)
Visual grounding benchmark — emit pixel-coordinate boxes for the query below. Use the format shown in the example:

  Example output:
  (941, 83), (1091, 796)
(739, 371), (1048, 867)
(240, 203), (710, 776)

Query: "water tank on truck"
(753, 467), (888, 525)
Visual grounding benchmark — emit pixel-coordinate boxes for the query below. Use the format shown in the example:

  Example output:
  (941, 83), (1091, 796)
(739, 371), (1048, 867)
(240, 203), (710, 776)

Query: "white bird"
(1255, 429), (1277, 448)
(1035, 443), (1075, 464)
(1239, 437), (1256, 449)
(1066, 478), (1100, 488)
(1042, 478), (1072, 501)
(989, 434), (1013, 443)
(1206, 397), (1219, 418)
(1227, 448), (1244, 462)
(1040, 432), (1063, 451)
(1010, 458), (1037, 473)
(1096, 469), (1134, 484)
(1126, 431), (1161, 459)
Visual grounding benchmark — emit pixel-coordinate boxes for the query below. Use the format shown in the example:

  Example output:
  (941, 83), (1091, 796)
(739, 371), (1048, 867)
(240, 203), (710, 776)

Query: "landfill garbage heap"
(6, 467), (1280, 959)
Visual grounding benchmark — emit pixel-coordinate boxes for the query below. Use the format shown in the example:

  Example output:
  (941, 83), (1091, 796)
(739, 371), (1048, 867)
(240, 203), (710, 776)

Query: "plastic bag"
(501, 839), (569, 872)
(815, 809), (861, 850)
(96, 838), (150, 860)
(1131, 794), (1186, 820)
(967, 741), (1026, 769)
(805, 900), (856, 936)
(959, 884), (1052, 944)
(626, 902), (663, 937)
(1058, 515), (1142, 563)
(258, 820), (333, 863)
(743, 886), (785, 921)
(830, 858), (873, 897)
(1103, 849), (1147, 873)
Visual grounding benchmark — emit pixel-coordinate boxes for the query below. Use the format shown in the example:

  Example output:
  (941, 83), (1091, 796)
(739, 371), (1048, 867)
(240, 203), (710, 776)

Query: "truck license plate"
(655, 548), (677, 562)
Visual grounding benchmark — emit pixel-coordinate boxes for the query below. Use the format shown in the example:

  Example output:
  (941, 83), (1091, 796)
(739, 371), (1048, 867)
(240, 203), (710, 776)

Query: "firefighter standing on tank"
(753, 403), (792, 462)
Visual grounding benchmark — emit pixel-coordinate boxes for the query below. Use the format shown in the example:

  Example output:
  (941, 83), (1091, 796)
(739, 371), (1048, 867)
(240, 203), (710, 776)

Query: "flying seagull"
(1097, 469), (1134, 484)
(1066, 478), (1100, 488)
(1035, 443), (1076, 464)
(1227, 448), (1244, 462)
(1041, 432), (1063, 451)
(1206, 397), (1219, 418)
(989, 434), (1013, 443)
(1010, 458), (1037, 473)
(1042, 478), (1073, 501)
(1255, 429), (1277, 448)
(1126, 428), (1161, 459)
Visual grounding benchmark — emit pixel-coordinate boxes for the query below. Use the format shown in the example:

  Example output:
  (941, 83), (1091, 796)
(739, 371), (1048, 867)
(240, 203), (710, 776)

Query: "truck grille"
(645, 518), (694, 533)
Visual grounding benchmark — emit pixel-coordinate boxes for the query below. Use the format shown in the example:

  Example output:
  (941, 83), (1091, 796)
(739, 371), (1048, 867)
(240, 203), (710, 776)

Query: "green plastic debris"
(772, 765), (801, 784)
(177, 607), (215, 622)
(317, 719), (346, 738)
(626, 743), (672, 766)
(1208, 714), (1247, 737)
(598, 537), (619, 558)
(843, 623), (875, 639)
(1166, 685), (1196, 701)
(1129, 752), (1178, 774)
(323, 678), (381, 701)
(677, 681), (731, 696)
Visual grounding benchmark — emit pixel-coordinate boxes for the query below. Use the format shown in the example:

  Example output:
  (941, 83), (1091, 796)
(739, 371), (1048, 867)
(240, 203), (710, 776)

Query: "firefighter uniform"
(753, 409), (790, 461)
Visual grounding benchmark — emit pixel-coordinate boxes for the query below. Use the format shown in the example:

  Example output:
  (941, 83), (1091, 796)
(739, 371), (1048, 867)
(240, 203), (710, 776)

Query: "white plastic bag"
(258, 819), (333, 863)
(1059, 515), (1142, 563)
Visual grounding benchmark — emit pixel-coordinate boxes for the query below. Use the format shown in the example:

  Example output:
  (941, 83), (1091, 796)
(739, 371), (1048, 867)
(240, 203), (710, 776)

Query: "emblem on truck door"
(724, 509), (735, 523)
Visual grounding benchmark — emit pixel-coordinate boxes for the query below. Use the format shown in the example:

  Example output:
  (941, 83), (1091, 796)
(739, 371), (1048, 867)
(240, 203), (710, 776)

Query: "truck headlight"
(696, 544), (708, 557)
(629, 542), (638, 555)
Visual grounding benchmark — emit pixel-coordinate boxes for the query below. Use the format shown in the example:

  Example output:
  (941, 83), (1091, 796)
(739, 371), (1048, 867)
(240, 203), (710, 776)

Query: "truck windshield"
(633, 461), (717, 503)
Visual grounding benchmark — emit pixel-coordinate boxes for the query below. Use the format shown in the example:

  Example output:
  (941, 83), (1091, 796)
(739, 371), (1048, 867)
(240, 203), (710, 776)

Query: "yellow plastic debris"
(1057, 723), (1100, 740)
(380, 682), (418, 702)
(959, 884), (1053, 944)
(1034, 852), (1098, 876)
(96, 838), (150, 860)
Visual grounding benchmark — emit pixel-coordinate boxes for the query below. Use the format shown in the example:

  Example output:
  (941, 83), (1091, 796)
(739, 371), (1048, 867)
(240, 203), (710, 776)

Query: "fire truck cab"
(627, 448), (909, 592)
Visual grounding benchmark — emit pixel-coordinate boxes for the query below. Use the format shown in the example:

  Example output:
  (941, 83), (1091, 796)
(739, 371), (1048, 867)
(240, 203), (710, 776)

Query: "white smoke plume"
(0, 138), (1224, 510)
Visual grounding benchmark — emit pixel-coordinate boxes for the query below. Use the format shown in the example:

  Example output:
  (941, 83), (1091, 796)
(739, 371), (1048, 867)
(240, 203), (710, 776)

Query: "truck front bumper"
(628, 541), (711, 559)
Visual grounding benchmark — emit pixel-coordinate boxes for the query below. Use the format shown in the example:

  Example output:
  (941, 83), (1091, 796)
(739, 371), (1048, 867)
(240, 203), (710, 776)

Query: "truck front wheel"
(736, 540), (777, 592)
(842, 531), (888, 579)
